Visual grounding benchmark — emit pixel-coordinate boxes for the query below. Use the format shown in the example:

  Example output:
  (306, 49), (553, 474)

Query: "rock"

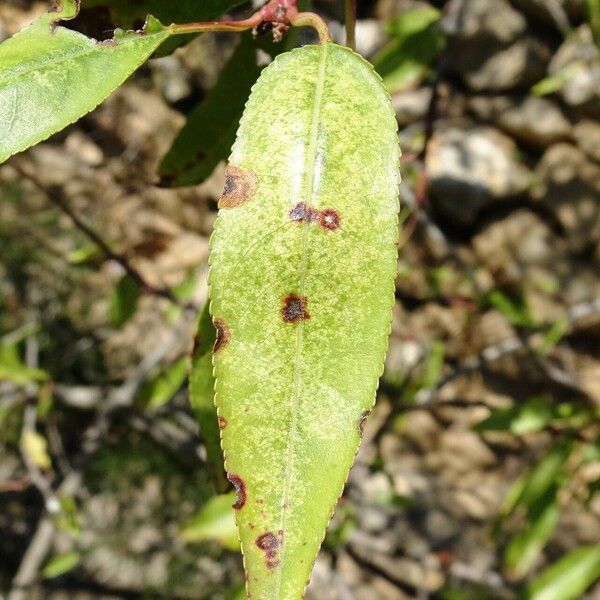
(443, 0), (549, 91)
(469, 95), (572, 149)
(574, 119), (600, 163)
(531, 144), (600, 251)
(548, 25), (600, 117)
(472, 209), (563, 287)
(510, 0), (575, 34)
(392, 87), (432, 127)
(455, 37), (550, 92)
(444, 0), (526, 43)
(427, 125), (531, 225)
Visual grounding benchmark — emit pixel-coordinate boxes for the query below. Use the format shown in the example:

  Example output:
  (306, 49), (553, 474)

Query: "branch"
(11, 163), (197, 312)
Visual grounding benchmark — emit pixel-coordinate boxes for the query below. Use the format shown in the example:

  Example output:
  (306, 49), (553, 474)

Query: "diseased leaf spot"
(255, 531), (282, 569)
(228, 474), (247, 509)
(213, 319), (230, 353)
(218, 416), (228, 430)
(289, 202), (317, 223)
(219, 164), (258, 208)
(281, 294), (309, 323)
(358, 410), (371, 437)
(319, 208), (340, 231)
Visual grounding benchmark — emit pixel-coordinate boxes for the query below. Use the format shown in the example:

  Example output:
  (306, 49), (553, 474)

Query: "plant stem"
(290, 11), (332, 43)
(344, 0), (356, 49)
(169, 0), (331, 45)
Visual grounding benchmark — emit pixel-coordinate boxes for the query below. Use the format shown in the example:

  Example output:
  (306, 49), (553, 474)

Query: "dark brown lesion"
(255, 531), (282, 569)
(219, 164), (259, 208)
(318, 208), (341, 231)
(227, 474), (247, 509)
(289, 203), (340, 231)
(281, 294), (309, 323)
(213, 318), (230, 353)
(217, 416), (228, 430)
(289, 202), (318, 223)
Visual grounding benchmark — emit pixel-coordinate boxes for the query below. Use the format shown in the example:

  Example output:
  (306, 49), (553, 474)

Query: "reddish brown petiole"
(169, 0), (331, 44)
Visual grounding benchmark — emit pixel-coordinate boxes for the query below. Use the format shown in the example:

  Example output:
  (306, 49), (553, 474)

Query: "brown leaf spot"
(281, 294), (309, 323)
(218, 416), (228, 430)
(228, 474), (246, 510)
(289, 202), (317, 223)
(318, 208), (340, 231)
(219, 164), (258, 208)
(256, 532), (282, 568)
(358, 410), (371, 437)
(213, 319), (230, 353)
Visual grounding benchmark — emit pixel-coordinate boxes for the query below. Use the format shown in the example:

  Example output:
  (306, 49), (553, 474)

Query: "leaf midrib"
(275, 42), (330, 594)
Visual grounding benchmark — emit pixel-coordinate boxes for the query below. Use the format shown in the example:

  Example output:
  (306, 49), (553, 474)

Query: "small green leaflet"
(209, 43), (400, 598)
(0, 0), (172, 164)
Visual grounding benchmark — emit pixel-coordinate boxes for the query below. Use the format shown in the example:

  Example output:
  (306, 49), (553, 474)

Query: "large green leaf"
(524, 546), (600, 600)
(0, 0), (171, 164)
(209, 43), (399, 598)
(159, 34), (261, 187)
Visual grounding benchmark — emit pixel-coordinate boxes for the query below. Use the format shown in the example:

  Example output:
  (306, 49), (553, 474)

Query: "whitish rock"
(549, 25), (600, 117)
(531, 143), (600, 251)
(444, 0), (526, 43)
(469, 95), (571, 149)
(426, 126), (531, 224)
(392, 87), (432, 127)
(443, 0), (549, 91)
(574, 119), (600, 163)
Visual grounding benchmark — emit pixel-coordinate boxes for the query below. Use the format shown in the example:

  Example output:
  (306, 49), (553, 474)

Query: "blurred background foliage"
(0, 0), (599, 599)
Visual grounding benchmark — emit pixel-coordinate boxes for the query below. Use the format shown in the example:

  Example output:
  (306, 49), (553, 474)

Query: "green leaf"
(209, 43), (400, 598)
(138, 357), (187, 409)
(504, 491), (560, 578)
(84, 0), (246, 56)
(523, 546), (600, 600)
(42, 551), (81, 579)
(475, 397), (555, 435)
(181, 492), (239, 550)
(159, 34), (261, 187)
(0, 342), (48, 385)
(108, 274), (140, 328)
(373, 7), (445, 93)
(189, 303), (228, 492)
(484, 289), (537, 327)
(0, 0), (171, 164)
(512, 442), (572, 513)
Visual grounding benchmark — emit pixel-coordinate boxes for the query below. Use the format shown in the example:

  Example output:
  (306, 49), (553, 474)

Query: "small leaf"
(475, 397), (555, 435)
(108, 274), (140, 328)
(523, 546), (600, 600)
(0, 342), (48, 385)
(0, 0), (171, 164)
(484, 289), (536, 327)
(159, 34), (261, 187)
(504, 492), (560, 578)
(21, 429), (52, 470)
(513, 442), (572, 512)
(209, 43), (400, 598)
(138, 357), (187, 409)
(189, 303), (228, 492)
(181, 493), (239, 551)
(42, 551), (81, 579)
(373, 7), (445, 93)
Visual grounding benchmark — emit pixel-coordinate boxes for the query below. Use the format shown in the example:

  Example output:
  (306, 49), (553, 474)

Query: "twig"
(7, 315), (194, 599)
(11, 163), (197, 312)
